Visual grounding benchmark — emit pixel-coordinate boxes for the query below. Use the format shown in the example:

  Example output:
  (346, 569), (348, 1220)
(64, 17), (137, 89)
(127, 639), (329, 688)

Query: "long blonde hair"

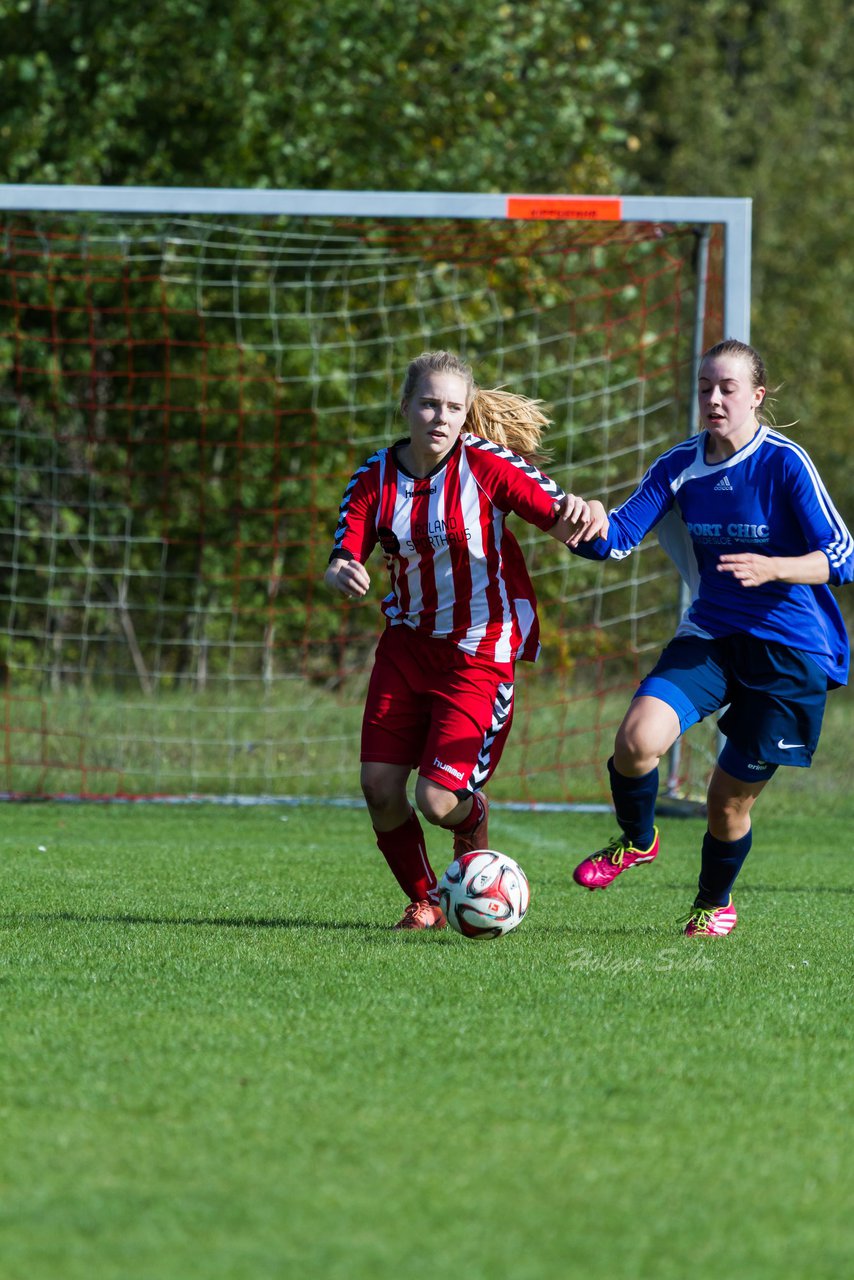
(466, 387), (552, 467)
(400, 350), (552, 465)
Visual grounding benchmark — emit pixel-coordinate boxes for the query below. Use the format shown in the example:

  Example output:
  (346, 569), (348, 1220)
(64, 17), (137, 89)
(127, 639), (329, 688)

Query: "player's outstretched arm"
(324, 554), (372, 600)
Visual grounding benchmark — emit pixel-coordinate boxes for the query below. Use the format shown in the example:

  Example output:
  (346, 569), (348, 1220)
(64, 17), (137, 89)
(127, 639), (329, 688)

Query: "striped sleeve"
(775, 434), (854, 585)
(329, 450), (383, 564)
(462, 434), (565, 528)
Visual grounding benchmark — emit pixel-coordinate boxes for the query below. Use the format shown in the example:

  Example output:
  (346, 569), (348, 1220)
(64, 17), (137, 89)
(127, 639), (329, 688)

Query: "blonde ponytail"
(466, 388), (552, 466)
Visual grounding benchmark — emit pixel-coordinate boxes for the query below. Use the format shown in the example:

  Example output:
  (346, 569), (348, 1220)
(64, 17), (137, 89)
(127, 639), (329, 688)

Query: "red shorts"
(361, 625), (515, 795)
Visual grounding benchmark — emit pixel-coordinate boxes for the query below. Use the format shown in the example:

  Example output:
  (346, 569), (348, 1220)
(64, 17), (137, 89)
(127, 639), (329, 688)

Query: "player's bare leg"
(361, 763), (446, 928)
(361, 761), (411, 831)
(682, 765), (770, 936)
(612, 695), (681, 777)
(414, 777), (490, 859)
(705, 764), (768, 843)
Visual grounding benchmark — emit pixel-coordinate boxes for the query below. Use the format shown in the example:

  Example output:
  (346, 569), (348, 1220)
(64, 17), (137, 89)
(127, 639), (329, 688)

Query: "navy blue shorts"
(636, 634), (828, 769)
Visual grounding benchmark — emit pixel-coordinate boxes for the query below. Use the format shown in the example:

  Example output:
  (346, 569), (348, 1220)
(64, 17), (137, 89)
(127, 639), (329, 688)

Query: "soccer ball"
(438, 849), (530, 940)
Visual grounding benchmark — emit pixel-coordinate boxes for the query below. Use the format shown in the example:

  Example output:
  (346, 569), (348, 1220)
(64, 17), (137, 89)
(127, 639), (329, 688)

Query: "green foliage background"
(0, 0), (851, 716)
(1, 0), (849, 487)
(1, 0), (850, 503)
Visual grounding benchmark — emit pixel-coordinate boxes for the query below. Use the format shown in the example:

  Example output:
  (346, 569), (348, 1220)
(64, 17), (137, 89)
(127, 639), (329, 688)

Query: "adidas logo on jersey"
(713, 473), (733, 491)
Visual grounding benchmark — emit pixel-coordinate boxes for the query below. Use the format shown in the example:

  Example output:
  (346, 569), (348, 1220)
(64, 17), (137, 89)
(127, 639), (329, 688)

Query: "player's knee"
(413, 777), (457, 826)
(360, 767), (403, 815)
(614, 722), (661, 772)
(614, 695), (681, 773)
(417, 800), (445, 826)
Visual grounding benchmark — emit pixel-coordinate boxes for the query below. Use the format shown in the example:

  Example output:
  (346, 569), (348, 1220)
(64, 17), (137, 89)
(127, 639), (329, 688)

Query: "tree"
(627, 0), (854, 507)
(2, 0), (850, 533)
(0, 0), (671, 194)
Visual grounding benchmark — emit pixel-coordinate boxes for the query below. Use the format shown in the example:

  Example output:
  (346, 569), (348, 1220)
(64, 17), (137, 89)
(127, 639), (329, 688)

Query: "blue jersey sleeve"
(784, 447), (854, 586)
(568, 450), (677, 563)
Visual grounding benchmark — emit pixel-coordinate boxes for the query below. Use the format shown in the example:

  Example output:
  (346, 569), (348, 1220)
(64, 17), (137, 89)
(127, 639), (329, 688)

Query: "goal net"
(0, 195), (730, 804)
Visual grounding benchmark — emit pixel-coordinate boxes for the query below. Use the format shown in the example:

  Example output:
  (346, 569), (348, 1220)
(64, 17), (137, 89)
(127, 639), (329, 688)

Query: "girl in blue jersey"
(568, 339), (853, 935)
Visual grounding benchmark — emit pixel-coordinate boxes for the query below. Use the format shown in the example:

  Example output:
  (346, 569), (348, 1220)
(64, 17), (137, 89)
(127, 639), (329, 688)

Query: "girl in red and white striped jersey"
(325, 350), (603, 930)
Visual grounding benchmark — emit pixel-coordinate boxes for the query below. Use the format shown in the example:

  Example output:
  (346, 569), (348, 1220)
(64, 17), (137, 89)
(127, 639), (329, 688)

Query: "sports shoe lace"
(593, 835), (631, 867)
(678, 903), (716, 930)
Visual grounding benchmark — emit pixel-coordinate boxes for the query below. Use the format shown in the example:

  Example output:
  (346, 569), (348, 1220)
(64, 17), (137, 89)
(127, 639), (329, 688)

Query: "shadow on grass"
(656, 881), (854, 896)
(1, 911), (675, 939)
(737, 883), (854, 896)
(1, 910), (385, 932)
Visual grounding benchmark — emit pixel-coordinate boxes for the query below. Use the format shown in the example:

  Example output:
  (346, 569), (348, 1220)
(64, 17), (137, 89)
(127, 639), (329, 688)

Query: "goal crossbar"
(0, 186), (752, 339)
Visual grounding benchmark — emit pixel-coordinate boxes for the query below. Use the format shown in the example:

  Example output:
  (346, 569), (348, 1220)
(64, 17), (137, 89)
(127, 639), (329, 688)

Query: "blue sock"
(697, 829), (752, 907)
(608, 756), (658, 849)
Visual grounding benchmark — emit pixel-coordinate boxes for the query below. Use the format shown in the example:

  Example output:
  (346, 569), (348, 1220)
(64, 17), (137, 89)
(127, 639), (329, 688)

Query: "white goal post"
(0, 185), (751, 805)
(1, 185), (752, 338)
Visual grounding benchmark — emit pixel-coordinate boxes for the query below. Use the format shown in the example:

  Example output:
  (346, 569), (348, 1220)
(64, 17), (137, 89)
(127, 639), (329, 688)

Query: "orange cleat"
(393, 900), (448, 931)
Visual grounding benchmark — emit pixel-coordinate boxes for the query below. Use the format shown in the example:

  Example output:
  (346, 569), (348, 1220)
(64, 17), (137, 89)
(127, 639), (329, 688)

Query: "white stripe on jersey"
(458, 449), (490, 644)
(462, 434), (563, 661)
(403, 473), (424, 620)
(492, 509), (515, 665)
(765, 430), (854, 571)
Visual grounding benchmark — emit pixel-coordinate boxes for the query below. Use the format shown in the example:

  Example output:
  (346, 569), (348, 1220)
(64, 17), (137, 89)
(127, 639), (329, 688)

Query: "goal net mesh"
(0, 209), (723, 803)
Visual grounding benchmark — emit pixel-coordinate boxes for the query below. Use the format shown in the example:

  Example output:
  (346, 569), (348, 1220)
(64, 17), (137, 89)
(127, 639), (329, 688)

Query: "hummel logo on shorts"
(713, 474), (733, 491)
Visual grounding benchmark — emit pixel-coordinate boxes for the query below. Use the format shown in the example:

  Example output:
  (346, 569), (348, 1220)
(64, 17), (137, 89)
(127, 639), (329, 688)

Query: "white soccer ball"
(438, 849), (530, 940)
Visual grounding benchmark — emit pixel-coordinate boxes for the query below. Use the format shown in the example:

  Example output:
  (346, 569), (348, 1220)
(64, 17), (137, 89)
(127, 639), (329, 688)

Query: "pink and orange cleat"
(572, 828), (660, 891)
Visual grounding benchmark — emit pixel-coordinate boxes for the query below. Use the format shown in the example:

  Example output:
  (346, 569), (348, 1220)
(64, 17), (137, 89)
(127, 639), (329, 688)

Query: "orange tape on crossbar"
(507, 197), (624, 221)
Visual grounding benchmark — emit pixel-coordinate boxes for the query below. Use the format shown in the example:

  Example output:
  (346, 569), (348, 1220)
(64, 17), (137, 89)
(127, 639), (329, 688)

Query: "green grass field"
(2, 785), (853, 1280)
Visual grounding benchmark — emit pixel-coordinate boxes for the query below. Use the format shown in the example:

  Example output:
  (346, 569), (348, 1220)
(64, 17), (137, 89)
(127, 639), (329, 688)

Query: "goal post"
(0, 185), (753, 339)
(0, 185), (751, 805)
